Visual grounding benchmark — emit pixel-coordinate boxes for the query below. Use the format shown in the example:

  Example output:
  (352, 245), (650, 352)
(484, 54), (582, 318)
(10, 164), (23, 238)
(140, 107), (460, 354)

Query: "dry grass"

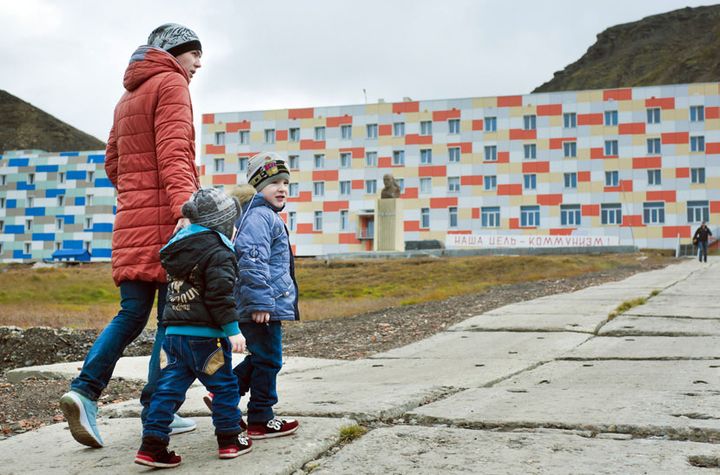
(0, 253), (665, 329)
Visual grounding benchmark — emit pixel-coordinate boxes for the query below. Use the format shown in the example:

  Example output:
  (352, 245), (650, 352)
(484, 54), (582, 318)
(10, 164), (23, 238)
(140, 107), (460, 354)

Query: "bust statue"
(380, 173), (400, 199)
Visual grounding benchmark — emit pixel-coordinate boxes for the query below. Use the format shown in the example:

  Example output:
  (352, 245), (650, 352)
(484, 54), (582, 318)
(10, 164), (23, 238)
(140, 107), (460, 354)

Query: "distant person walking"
(60, 23), (202, 448)
(693, 221), (712, 263)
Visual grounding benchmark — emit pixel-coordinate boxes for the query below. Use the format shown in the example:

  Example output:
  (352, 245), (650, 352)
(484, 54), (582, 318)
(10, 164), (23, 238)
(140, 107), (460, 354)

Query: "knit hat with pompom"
(181, 187), (240, 239)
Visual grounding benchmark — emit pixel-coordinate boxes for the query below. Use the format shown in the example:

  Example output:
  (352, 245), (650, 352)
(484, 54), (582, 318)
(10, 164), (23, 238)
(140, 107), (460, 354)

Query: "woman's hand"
(252, 311), (270, 324)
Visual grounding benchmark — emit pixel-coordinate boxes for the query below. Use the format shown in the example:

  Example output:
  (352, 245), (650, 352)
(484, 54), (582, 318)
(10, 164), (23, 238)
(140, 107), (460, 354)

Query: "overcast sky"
(1, 0), (714, 145)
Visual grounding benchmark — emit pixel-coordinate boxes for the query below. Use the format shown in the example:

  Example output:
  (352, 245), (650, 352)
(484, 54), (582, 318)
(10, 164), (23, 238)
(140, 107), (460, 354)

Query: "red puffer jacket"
(105, 46), (200, 285)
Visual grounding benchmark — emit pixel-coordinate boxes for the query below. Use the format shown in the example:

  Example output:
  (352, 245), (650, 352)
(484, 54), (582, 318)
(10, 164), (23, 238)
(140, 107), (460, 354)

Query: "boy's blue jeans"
(698, 241), (708, 261)
(70, 281), (167, 422)
(144, 335), (242, 442)
(233, 321), (282, 425)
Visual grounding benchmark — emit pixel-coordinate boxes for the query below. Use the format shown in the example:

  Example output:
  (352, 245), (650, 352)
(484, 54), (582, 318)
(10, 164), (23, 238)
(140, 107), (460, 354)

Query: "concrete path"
(3, 257), (720, 473)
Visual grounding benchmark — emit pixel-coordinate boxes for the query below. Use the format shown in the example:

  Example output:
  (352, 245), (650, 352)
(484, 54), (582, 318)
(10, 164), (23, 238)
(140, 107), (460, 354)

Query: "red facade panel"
(522, 161), (550, 174)
(379, 124), (392, 136)
(509, 129), (537, 140)
(577, 113), (603, 126)
(582, 205), (600, 216)
(432, 109), (461, 121)
(497, 184), (522, 195)
(392, 101), (419, 114)
(550, 228), (574, 235)
(619, 123), (646, 135)
(351, 180), (364, 190)
(378, 156), (392, 168)
(675, 167), (690, 178)
(275, 130), (288, 141)
(537, 194), (562, 206)
(471, 208), (480, 219)
(706, 107), (720, 119)
(646, 190), (676, 202)
(202, 114), (215, 124)
(404, 221), (420, 232)
(632, 156), (662, 169)
(401, 187), (418, 199)
(205, 144), (225, 155)
(323, 200), (349, 212)
(497, 151), (510, 163)
(339, 233), (360, 244)
(578, 171), (591, 182)
(460, 175), (483, 186)
(287, 191), (312, 202)
(430, 197), (458, 208)
(549, 137), (575, 150)
(661, 132), (689, 144)
(300, 140), (326, 150)
(622, 215), (643, 227)
(447, 142), (472, 153)
(288, 108), (314, 119)
(405, 134), (433, 145)
(226, 121), (251, 132)
(662, 226), (691, 238)
(212, 174), (236, 185)
(645, 97), (675, 109)
(326, 115), (352, 127)
(537, 104), (562, 116)
(419, 165), (447, 177)
(706, 142), (720, 154)
(603, 88), (632, 101)
(497, 95), (523, 107)
(471, 119), (484, 131)
(312, 170), (339, 181)
(340, 147), (365, 158)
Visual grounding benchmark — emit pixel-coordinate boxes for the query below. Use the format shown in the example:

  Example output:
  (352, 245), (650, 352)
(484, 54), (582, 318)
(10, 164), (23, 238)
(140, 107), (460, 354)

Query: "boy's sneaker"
(59, 390), (104, 448)
(203, 392), (247, 431)
(247, 418), (299, 439)
(134, 449), (182, 468)
(218, 435), (253, 459)
(169, 414), (196, 436)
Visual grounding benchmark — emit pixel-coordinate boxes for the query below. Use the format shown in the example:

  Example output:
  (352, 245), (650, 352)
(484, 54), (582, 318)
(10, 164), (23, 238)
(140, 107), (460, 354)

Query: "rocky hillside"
(0, 90), (105, 154)
(534, 5), (720, 92)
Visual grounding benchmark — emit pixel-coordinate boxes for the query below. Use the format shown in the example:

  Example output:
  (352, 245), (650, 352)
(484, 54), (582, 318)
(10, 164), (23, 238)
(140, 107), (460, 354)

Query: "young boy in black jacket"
(135, 188), (251, 468)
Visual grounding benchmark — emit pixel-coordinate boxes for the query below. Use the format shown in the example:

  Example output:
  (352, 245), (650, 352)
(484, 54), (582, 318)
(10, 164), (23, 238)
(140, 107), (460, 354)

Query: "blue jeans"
(233, 322), (282, 425)
(70, 280), (167, 422)
(144, 335), (242, 442)
(698, 241), (708, 262)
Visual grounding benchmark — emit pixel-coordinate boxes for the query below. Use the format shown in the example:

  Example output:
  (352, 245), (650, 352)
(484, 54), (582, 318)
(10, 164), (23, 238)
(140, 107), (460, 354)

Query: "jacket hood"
(123, 46), (190, 92)
(160, 224), (232, 277)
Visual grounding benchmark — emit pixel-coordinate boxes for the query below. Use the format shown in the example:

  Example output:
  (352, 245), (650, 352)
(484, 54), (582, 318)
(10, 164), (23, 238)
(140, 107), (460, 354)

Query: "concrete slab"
(370, 331), (590, 360)
(625, 296), (720, 319)
(449, 312), (606, 334)
(493, 360), (720, 391)
(408, 387), (720, 442)
(311, 426), (719, 475)
(6, 355), (344, 384)
(599, 315), (720, 336)
(561, 336), (720, 360)
(0, 416), (352, 475)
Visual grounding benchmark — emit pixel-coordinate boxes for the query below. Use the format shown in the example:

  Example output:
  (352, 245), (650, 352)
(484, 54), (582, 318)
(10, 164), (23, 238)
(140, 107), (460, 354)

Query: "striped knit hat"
(246, 152), (290, 191)
(181, 187), (240, 239)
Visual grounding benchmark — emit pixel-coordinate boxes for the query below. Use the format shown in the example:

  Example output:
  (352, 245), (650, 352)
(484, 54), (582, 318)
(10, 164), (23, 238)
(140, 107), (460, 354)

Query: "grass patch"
(607, 288), (662, 320)
(338, 424), (367, 444)
(0, 252), (670, 329)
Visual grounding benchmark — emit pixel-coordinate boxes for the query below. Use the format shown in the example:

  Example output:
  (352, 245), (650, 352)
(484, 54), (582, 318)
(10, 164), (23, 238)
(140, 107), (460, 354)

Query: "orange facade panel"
(645, 97), (675, 109)
(582, 205), (600, 216)
(288, 108), (314, 119)
(401, 187), (418, 199)
(537, 194), (562, 206)
(339, 233), (360, 244)
(603, 88), (632, 101)
(212, 174), (237, 185)
(323, 200), (349, 212)
(509, 218), (520, 229)
(202, 114), (215, 124)
(447, 142), (472, 154)
(419, 165), (447, 177)
(340, 147), (365, 158)
(392, 101), (419, 114)
(405, 134), (433, 145)
(432, 109), (461, 121)
(226, 121), (251, 132)
(590, 147), (605, 159)
(205, 144), (225, 155)
(379, 124), (392, 136)
(619, 122), (646, 135)
(430, 197), (458, 208)
(662, 226), (691, 238)
(276, 130), (288, 141)
(622, 215), (643, 227)
(661, 132), (689, 144)
(522, 161), (550, 174)
(646, 190), (676, 202)
(351, 180), (364, 190)
(711, 201), (720, 213)
(537, 104), (562, 116)
(707, 107), (720, 119)
(460, 175), (483, 186)
(632, 156), (662, 169)
(497, 95), (523, 107)
(549, 137), (575, 150)
(577, 113), (603, 126)
(471, 119), (484, 131)
(296, 223), (320, 234)
(300, 140), (326, 150)
(312, 170), (339, 181)
(472, 208), (480, 219)
(326, 115), (352, 127)
(509, 129), (537, 140)
(378, 156), (392, 168)
(287, 191), (312, 203)
(578, 171), (591, 182)
(549, 228), (574, 235)
(497, 151), (510, 163)
(675, 167), (690, 178)
(497, 184), (522, 196)
(706, 142), (720, 154)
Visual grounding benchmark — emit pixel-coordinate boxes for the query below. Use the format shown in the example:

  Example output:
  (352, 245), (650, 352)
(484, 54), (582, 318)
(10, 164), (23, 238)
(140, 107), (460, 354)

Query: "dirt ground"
(0, 256), (671, 439)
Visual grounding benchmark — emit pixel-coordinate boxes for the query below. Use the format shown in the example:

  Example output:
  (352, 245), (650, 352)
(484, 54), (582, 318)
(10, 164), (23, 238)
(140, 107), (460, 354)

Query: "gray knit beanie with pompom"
(181, 187), (240, 239)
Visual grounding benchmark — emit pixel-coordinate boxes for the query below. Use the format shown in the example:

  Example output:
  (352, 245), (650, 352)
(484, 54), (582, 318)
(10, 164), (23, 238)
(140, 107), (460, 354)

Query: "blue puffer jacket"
(233, 193), (299, 322)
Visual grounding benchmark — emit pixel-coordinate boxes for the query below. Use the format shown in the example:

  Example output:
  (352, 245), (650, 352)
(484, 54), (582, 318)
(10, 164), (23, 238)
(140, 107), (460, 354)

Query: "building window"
(27, 197), (34, 208)
(605, 171), (619, 187)
(313, 181), (325, 196)
(481, 207), (500, 227)
(396, 178), (405, 193)
(563, 112), (576, 128)
(314, 154), (325, 168)
(0, 220), (5, 233)
(393, 122), (405, 137)
(523, 143), (537, 160)
(420, 121), (432, 136)
(604, 140), (618, 156)
(288, 211), (296, 231)
(523, 174), (537, 190)
(563, 141), (577, 158)
(687, 200), (709, 223)
(25, 218), (33, 232)
(643, 202), (665, 224)
(647, 108), (661, 124)
(601, 203), (622, 225)
(239, 130), (250, 144)
(85, 217), (93, 229)
(484, 175), (497, 191)
(28, 173), (35, 185)
(520, 206), (540, 227)
(340, 180), (351, 195)
(24, 242), (31, 255)
(54, 241), (61, 252)
(420, 149), (432, 164)
(88, 171), (94, 183)
(448, 177), (460, 193)
(366, 151), (377, 167)
(365, 179), (377, 194)
(289, 183), (299, 197)
(560, 204), (581, 226)
(420, 208), (430, 228)
(238, 157), (248, 172)
(448, 147), (461, 163)
(420, 177), (432, 194)
(448, 119), (460, 134)
(564, 172), (577, 189)
(0, 197), (4, 208)
(58, 172), (65, 184)
(484, 145), (497, 161)
(0, 175), (5, 185)
(313, 211), (323, 231)
(288, 128), (300, 142)
(604, 110), (618, 126)
(215, 131), (225, 145)
(214, 158), (224, 173)
(647, 169), (662, 186)
(341, 125), (352, 140)
(288, 155), (299, 169)
(340, 152), (352, 168)
(691, 167), (706, 184)
(691, 135), (705, 152)
(86, 194), (94, 206)
(448, 207), (458, 228)
(340, 210), (349, 231)
(485, 117), (497, 132)
(690, 105), (705, 122)
(314, 126), (325, 141)
(366, 124), (378, 139)
(56, 218), (63, 231)
(647, 138), (661, 155)
(392, 150), (405, 166)
(83, 241), (92, 253)
(264, 129), (276, 143)
(523, 115), (536, 130)
(57, 194), (65, 207)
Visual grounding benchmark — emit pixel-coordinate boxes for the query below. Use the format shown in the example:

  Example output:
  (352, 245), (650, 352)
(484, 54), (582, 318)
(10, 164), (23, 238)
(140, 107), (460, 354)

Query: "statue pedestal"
(374, 199), (404, 252)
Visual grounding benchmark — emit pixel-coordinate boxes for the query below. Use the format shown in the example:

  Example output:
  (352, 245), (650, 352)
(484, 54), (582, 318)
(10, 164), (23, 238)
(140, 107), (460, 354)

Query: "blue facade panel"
(13, 250), (31, 259)
(92, 223), (113, 232)
(63, 240), (84, 249)
(6, 199), (17, 208)
(25, 207), (45, 216)
(36, 165), (59, 172)
(45, 189), (65, 197)
(16, 182), (35, 191)
(8, 158), (29, 167)
(60, 152), (79, 157)
(5, 225), (25, 234)
(94, 178), (113, 188)
(87, 155), (105, 164)
(92, 248), (112, 258)
(67, 170), (87, 180)
(75, 197), (85, 205)
(57, 215), (75, 225)
(32, 233), (55, 241)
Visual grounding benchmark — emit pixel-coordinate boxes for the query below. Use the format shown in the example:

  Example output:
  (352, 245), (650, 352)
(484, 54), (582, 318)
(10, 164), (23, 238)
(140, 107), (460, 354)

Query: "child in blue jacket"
(205, 152), (300, 439)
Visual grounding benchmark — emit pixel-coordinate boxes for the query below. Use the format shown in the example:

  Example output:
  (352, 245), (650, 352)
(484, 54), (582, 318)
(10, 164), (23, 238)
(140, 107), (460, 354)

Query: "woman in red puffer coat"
(60, 23), (201, 449)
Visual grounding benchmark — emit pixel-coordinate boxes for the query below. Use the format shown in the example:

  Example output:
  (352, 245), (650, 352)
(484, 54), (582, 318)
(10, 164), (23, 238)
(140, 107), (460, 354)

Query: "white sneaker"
(169, 414), (197, 436)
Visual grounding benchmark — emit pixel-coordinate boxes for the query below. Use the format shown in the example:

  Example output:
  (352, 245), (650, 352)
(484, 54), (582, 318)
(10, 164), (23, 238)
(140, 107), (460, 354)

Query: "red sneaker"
(218, 435), (253, 459)
(134, 449), (182, 468)
(203, 392), (247, 431)
(247, 418), (299, 439)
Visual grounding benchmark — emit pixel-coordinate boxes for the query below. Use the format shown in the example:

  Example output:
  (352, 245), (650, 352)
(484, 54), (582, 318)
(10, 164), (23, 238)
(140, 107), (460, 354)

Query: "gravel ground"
(0, 256), (671, 439)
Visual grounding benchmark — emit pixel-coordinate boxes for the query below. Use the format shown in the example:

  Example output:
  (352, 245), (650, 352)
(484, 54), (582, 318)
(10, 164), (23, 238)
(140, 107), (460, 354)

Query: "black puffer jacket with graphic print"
(159, 227), (239, 329)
